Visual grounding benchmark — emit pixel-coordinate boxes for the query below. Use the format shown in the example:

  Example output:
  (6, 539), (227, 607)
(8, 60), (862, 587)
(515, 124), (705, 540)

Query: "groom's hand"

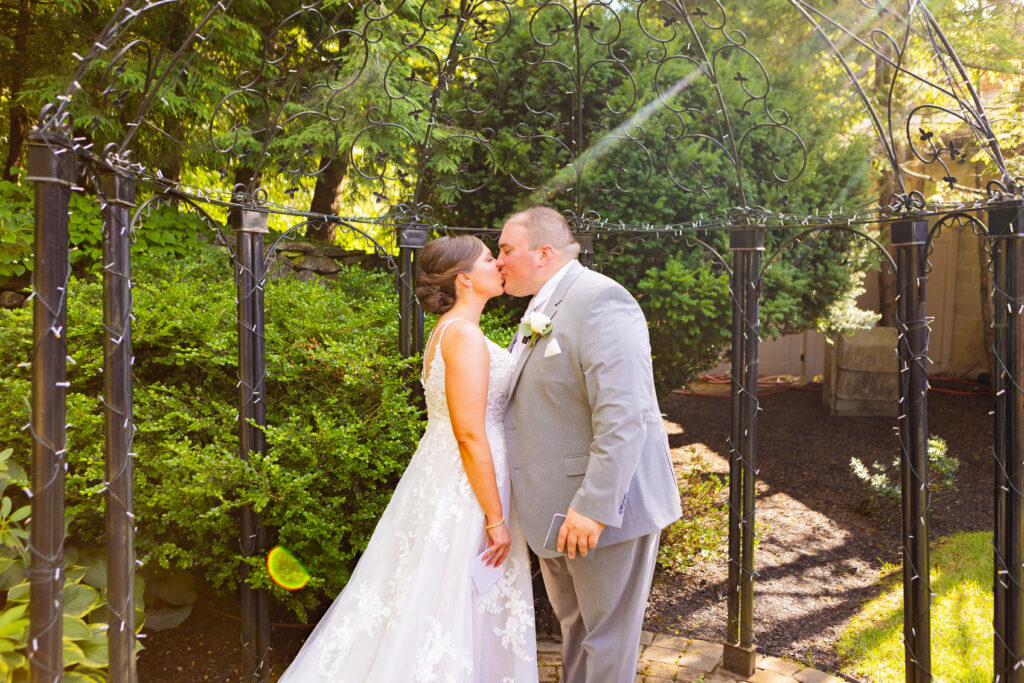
(557, 506), (605, 559)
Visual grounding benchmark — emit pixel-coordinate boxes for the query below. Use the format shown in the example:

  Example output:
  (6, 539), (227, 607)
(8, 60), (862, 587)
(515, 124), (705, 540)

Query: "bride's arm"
(443, 322), (511, 567)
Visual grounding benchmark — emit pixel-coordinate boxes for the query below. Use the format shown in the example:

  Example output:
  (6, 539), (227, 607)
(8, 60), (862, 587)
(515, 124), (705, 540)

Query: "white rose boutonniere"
(518, 311), (553, 348)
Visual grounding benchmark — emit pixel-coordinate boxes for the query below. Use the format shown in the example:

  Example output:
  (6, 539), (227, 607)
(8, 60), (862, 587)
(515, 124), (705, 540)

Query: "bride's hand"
(483, 522), (511, 567)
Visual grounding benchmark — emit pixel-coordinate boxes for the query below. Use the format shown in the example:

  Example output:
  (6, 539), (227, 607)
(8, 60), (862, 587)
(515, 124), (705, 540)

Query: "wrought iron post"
(891, 219), (931, 683)
(25, 134), (74, 683)
(576, 233), (595, 269)
(990, 202), (1024, 683)
(397, 225), (429, 358)
(99, 169), (138, 683)
(723, 228), (763, 677)
(234, 209), (271, 681)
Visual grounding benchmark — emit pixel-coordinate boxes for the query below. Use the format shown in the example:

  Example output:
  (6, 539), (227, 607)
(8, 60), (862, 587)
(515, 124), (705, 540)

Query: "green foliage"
(0, 179), (214, 281)
(850, 435), (958, 503)
(425, 302), (518, 352)
(0, 247), (527, 620)
(0, 449), (142, 680)
(839, 531), (992, 682)
(637, 254), (732, 397)
(658, 453), (727, 571)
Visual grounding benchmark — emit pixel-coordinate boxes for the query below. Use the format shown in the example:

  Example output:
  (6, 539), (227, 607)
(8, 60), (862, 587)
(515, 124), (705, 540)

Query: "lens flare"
(266, 546), (310, 591)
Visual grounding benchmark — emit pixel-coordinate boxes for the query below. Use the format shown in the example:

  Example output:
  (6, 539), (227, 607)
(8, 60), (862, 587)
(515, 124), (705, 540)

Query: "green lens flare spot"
(266, 546), (310, 591)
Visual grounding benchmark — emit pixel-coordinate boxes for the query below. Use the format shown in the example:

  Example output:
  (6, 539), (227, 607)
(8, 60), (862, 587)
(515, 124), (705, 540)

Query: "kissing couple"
(280, 206), (683, 683)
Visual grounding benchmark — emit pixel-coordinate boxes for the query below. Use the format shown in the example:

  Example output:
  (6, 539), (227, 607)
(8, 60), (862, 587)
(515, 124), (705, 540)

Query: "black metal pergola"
(16, 1), (1024, 682)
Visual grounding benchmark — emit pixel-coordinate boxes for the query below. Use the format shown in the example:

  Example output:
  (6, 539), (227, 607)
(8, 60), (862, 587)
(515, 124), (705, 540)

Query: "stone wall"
(265, 241), (389, 282)
(823, 326), (899, 417)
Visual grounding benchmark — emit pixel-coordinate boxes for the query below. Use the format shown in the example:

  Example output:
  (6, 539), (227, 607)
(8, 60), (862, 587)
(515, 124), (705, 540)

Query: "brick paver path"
(536, 632), (844, 683)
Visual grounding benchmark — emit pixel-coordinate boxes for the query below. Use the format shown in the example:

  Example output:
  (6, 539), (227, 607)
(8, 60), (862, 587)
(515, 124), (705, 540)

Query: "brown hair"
(415, 235), (485, 314)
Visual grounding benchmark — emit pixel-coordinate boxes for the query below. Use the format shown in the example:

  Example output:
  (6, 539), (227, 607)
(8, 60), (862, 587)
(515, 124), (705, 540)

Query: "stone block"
(538, 665), (560, 682)
(537, 638), (562, 653)
(291, 254), (342, 274)
(828, 327), (900, 416)
(831, 397), (898, 417)
(686, 639), (724, 659)
(0, 291), (25, 309)
(702, 673), (749, 683)
(793, 669), (843, 683)
(834, 368), (898, 400)
(640, 630), (655, 646)
(537, 652), (562, 666)
(651, 634), (688, 650)
(759, 656), (801, 676)
(641, 646), (682, 664)
(676, 652), (717, 673)
(641, 661), (679, 678)
(835, 327), (898, 373)
(748, 671), (792, 683)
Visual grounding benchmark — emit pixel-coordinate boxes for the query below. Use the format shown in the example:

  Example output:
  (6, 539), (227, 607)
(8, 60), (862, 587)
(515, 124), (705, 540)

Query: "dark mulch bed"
(645, 386), (993, 675)
(137, 387), (992, 681)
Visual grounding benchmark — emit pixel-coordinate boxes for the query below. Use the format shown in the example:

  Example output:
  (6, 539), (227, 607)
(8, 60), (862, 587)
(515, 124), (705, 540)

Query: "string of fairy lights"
(16, 1), (1024, 682)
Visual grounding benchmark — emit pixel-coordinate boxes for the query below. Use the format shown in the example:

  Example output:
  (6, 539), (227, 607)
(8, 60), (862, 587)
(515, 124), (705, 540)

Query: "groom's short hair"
(507, 206), (581, 260)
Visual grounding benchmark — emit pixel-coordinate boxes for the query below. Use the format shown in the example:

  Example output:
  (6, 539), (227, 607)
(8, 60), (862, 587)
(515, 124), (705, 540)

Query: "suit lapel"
(506, 261), (585, 400)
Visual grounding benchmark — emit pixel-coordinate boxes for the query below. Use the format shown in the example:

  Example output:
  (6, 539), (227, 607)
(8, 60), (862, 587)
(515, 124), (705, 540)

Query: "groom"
(498, 206), (682, 683)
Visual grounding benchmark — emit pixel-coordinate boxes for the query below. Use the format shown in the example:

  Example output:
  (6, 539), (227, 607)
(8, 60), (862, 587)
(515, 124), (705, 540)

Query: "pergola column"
(723, 227), (763, 677)
(99, 169), (138, 683)
(26, 134), (74, 683)
(891, 219), (931, 683)
(234, 209), (270, 681)
(398, 224), (429, 358)
(990, 202), (1024, 683)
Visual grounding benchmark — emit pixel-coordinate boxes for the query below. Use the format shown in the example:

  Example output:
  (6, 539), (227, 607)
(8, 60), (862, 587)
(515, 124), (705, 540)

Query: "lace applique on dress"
(278, 321), (536, 683)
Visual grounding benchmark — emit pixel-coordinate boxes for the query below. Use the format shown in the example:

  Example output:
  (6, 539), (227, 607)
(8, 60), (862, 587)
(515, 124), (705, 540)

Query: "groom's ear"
(536, 244), (555, 266)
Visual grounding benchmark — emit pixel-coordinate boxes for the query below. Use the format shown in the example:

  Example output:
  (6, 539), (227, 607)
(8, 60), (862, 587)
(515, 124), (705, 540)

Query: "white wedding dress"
(280, 319), (538, 682)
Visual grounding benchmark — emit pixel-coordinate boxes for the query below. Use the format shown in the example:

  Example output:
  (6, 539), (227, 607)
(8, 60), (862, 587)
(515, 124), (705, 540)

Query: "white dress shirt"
(510, 260), (576, 362)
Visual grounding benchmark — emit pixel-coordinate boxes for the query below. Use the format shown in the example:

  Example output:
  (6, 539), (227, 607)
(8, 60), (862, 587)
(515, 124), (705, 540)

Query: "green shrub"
(658, 453), (727, 571)
(637, 255), (732, 398)
(0, 178), (212, 283)
(850, 435), (958, 503)
(0, 247), (452, 619)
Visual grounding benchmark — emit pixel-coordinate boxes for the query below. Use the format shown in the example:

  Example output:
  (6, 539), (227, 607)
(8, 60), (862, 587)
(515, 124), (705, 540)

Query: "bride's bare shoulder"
(439, 319), (487, 355)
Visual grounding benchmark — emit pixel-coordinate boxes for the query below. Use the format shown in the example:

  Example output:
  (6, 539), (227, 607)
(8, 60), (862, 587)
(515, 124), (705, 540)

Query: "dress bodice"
(422, 326), (515, 427)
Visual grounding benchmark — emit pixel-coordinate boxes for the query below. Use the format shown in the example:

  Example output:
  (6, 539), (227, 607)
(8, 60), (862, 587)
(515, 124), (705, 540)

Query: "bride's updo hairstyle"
(416, 235), (486, 315)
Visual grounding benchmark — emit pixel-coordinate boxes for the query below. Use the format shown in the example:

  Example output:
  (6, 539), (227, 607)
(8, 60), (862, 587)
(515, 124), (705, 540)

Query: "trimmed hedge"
(0, 247), (521, 619)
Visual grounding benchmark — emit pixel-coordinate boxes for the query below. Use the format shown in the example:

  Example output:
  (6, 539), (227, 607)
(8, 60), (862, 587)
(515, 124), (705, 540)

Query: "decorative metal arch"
(19, 1), (1024, 682)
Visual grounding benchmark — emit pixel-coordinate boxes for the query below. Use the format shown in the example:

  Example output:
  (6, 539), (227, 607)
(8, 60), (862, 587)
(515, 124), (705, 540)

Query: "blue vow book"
(544, 513), (593, 560)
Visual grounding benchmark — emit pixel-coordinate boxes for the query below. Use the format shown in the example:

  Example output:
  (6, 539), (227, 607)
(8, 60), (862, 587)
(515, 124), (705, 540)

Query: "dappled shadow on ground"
(646, 388), (993, 673)
(137, 388), (992, 680)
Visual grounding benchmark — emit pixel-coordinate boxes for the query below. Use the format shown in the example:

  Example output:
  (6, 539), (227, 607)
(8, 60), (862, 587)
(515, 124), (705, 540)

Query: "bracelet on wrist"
(485, 516), (505, 530)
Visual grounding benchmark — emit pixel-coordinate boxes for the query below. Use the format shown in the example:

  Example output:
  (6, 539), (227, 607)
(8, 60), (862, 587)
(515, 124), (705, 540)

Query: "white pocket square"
(544, 338), (562, 358)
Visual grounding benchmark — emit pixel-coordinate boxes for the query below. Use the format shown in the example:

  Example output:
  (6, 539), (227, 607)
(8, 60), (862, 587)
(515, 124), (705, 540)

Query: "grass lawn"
(838, 531), (992, 683)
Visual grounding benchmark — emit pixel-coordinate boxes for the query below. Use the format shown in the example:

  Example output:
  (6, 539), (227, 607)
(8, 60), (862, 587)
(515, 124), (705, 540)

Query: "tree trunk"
(3, 104), (28, 182)
(3, 0), (32, 181)
(306, 156), (348, 242)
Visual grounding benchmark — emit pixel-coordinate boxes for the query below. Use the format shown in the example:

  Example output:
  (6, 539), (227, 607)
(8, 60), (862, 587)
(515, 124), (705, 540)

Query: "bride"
(280, 235), (538, 682)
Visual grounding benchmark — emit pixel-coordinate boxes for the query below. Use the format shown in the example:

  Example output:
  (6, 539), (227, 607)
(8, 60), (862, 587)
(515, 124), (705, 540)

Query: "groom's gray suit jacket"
(504, 260), (682, 557)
